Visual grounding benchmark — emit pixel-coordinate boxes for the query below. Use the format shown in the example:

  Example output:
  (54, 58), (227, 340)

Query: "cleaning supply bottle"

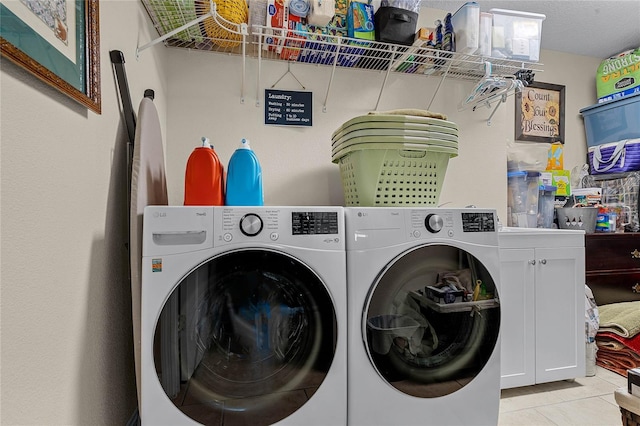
(443, 13), (455, 52)
(225, 138), (263, 206)
(184, 137), (224, 206)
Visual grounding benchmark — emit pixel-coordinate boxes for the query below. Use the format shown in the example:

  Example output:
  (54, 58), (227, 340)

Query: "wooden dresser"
(585, 233), (640, 306)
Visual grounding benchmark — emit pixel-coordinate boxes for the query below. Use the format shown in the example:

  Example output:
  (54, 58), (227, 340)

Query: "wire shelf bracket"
(138, 1), (249, 103)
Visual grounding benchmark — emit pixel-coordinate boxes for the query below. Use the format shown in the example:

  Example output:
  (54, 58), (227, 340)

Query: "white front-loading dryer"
(345, 207), (502, 426)
(141, 206), (346, 426)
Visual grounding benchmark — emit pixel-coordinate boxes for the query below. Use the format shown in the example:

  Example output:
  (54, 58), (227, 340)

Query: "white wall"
(1, 1), (167, 424)
(0, 2), (602, 424)
(164, 47), (600, 223)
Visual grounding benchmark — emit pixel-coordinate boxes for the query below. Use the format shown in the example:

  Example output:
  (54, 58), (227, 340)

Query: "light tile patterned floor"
(499, 366), (627, 426)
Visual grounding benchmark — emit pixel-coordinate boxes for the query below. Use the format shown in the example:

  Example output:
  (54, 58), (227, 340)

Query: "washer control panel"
(240, 213), (264, 236)
(217, 207), (344, 249)
(292, 211), (339, 235)
(461, 212), (496, 233)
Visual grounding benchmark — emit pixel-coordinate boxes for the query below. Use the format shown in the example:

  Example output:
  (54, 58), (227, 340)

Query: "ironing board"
(129, 96), (168, 404)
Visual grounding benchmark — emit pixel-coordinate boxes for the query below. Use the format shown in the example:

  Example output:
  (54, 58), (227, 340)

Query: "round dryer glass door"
(153, 249), (337, 425)
(363, 244), (500, 398)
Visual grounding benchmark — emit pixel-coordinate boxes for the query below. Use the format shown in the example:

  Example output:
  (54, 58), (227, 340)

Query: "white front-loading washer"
(141, 206), (346, 426)
(345, 207), (502, 426)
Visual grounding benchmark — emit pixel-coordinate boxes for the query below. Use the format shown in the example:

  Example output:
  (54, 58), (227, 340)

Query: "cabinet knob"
(632, 249), (640, 259)
(633, 283), (640, 294)
(529, 259), (536, 265)
(540, 259), (547, 265)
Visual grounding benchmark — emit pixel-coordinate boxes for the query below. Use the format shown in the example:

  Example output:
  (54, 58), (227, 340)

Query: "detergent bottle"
(225, 138), (263, 206)
(184, 137), (224, 206)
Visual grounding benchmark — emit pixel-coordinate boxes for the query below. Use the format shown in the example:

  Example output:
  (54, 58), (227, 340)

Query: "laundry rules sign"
(265, 89), (312, 127)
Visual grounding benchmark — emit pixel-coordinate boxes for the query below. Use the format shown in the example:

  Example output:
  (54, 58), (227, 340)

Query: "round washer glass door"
(364, 244), (500, 398)
(154, 249), (337, 425)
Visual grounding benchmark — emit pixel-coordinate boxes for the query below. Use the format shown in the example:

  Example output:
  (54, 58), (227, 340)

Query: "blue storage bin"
(580, 92), (640, 148)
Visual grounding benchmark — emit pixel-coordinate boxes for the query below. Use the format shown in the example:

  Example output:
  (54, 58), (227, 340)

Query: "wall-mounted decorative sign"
(265, 89), (312, 127)
(0, 0), (101, 114)
(515, 82), (565, 144)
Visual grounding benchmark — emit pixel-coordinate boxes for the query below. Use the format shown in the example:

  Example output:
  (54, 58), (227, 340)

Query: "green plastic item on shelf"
(331, 121), (459, 143)
(332, 114), (458, 140)
(333, 143), (455, 206)
(331, 136), (459, 160)
(331, 129), (458, 146)
(150, 0), (204, 42)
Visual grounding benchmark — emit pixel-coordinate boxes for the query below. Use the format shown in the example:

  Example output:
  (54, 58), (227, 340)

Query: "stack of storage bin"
(331, 113), (458, 206)
(579, 91), (640, 233)
(580, 92), (640, 176)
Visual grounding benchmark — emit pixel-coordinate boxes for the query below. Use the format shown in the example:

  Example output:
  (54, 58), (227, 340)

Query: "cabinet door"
(499, 248), (536, 389)
(534, 246), (586, 384)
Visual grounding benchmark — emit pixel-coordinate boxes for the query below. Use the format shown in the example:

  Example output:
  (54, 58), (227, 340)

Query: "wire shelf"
(139, 0), (543, 111)
(141, 1), (542, 77)
(251, 25), (542, 80)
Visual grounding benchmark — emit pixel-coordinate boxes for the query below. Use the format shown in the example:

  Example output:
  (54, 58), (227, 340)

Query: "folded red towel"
(596, 331), (640, 354)
(596, 346), (640, 377)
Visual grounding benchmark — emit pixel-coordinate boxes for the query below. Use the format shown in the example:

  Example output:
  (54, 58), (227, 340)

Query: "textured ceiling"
(424, 0), (640, 59)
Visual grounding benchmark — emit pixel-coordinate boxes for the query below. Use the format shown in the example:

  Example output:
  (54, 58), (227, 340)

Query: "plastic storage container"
(225, 138), (264, 206)
(556, 207), (598, 233)
(507, 170), (541, 228)
(490, 9), (545, 62)
(451, 2), (479, 54)
(477, 12), (493, 57)
(579, 92), (640, 148)
(184, 137), (225, 206)
(537, 185), (557, 228)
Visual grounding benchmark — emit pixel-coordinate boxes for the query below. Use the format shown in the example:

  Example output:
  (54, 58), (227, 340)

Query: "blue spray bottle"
(225, 138), (264, 206)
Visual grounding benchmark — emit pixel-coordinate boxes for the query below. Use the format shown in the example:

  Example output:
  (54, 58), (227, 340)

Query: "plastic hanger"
(459, 62), (525, 125)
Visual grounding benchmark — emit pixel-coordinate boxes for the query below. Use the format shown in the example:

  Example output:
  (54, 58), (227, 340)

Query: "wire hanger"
(271, 61), (306, 90)
(459, 62), (525, 125)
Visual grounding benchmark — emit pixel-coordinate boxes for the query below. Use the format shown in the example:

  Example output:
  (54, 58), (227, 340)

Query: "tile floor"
(499, 366), (627, 425)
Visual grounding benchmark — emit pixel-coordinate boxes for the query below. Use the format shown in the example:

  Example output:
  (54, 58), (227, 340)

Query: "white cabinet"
(498, 228), (586, 389)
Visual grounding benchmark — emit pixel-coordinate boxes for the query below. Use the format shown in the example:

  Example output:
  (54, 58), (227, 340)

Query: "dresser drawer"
(586, 271), (640, 305)
(585, 233), (640, 272)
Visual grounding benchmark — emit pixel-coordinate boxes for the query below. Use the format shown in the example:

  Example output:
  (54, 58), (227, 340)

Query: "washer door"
(364, 244), (500, 398)
(154, 249), (337, 425)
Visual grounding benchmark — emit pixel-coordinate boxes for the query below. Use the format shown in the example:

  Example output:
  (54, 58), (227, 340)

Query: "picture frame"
(0, 0), (101, 114)
(515, 82), (565, 144)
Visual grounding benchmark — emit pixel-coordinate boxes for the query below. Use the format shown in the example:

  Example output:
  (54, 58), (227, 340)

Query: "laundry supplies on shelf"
(225, 138), (264, 206)
(184, 137), (225, 206)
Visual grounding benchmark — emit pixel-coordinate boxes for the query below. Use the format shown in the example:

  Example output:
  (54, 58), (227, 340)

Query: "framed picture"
(0, 0), (101, 114)
(515, 82), (565, 144)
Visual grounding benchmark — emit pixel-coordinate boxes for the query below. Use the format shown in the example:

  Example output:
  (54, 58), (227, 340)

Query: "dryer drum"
(363, 243), (500, 398)
(387, 309), (496, 380)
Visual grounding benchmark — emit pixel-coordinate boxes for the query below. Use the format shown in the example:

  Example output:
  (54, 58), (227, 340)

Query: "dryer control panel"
(344, 207), (499, 250)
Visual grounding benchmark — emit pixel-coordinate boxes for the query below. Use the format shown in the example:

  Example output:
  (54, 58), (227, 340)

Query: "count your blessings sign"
(515, 82), (565, 144)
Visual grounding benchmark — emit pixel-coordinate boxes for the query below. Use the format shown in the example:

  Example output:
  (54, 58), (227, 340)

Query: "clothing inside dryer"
(364, 244), (500, 398)
(153, 249), (337, 425)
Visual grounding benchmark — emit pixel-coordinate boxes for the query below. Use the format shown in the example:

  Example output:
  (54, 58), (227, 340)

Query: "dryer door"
(363, 244), (500, 398)
(154, 249), (337, 425)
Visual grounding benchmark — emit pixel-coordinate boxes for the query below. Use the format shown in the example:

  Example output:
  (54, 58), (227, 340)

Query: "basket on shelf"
(331, 113), (458, 207)
(197, 0), (248, 48)
(333, 143), (457, 207)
